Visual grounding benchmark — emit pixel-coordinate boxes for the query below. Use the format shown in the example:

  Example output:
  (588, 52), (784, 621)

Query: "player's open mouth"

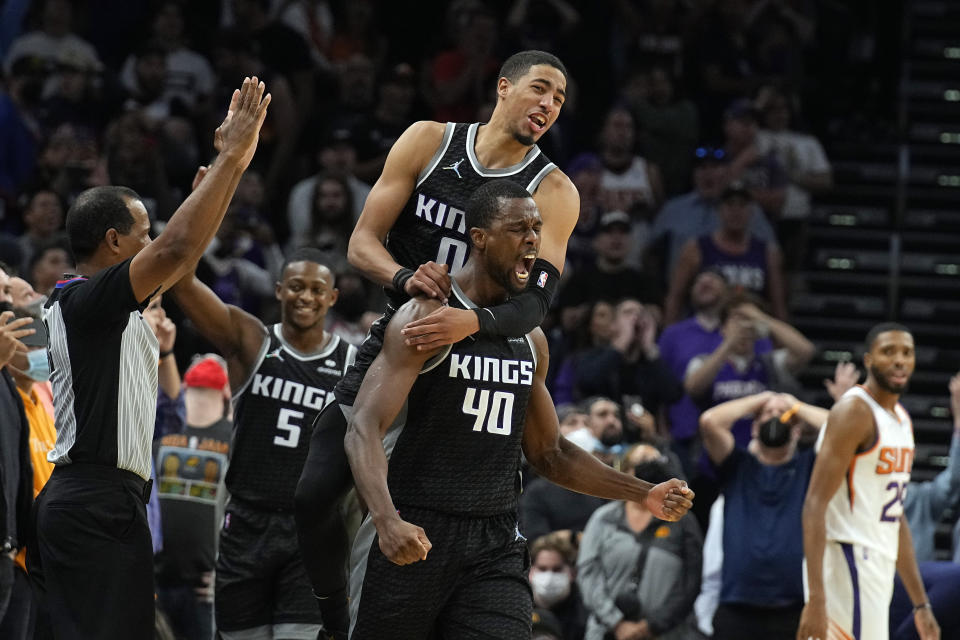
(889, 372), (908, 384)
(515, 252), (537, 281)
(528, 113), (547, 132)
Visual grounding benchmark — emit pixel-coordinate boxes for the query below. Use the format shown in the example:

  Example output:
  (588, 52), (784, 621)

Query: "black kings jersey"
(386, 281), (537, 518)
(335, 122), (555, 406)
(385, 121), (556, 305)
(227, 325), (357, 510)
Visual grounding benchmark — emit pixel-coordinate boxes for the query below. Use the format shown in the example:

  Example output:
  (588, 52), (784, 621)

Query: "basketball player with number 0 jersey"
(798, 323), (939, 640)
(294, 50), (580, 638)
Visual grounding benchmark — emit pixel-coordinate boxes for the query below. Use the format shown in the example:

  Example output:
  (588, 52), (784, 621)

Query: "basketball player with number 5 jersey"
(798, 324), (940, 640)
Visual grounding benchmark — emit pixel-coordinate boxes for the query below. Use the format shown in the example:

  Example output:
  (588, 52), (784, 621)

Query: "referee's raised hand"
(0, 311), (35, 368)
(214, 76), (272, 171)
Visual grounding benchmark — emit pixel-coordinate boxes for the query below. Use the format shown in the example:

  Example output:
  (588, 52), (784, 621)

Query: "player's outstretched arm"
(347, 121), (451, 300)
(345, 298), (444, 566)
(896, 520), (940, 640)
(129, 77), (270, 302)
(521, 329), (694, 522)
(169, 268), (267, 389)
(401, 172), (579, 349)
(797, 397), (875, 640)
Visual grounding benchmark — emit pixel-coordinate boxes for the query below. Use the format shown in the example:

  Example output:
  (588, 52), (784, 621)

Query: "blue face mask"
(24, 348), (51, 382)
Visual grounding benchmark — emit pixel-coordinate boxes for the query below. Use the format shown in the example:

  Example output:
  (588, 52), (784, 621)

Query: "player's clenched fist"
(643, 478), (694, 522)
(376, 516), (433, 566)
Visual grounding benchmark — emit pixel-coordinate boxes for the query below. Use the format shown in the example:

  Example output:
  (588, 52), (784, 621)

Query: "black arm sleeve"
(473, 258), (560, 337)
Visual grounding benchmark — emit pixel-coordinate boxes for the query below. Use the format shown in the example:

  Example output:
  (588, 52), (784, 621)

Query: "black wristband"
(474, 307), (496, 335)
(159, 349), (173, 359)
(391, 267), (415, 294)
(913, 602), (932, 612)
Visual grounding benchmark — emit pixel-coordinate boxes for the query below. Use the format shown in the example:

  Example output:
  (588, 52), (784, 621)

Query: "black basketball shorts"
(349, 506), (532, 639)
(215, 499), (322, 638)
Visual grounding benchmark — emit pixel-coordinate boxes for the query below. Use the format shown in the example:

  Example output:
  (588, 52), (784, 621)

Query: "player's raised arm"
(347, 120), (451, 300)
(129, 77), (270, 302)
(797, 396), (875, 640)
(344, 298), (444, 565)
(169, 266), (267, 389)
(400, 171), (578, 349)
(521, 328), (694, 522)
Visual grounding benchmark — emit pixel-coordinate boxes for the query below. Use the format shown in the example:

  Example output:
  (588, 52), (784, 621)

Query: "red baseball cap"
(183, 357), (228, 391)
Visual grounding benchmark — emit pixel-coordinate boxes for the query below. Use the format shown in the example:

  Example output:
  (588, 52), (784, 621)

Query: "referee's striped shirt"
(43, 259), (159, 481)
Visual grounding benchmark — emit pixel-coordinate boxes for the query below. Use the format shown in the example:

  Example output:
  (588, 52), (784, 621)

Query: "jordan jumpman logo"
(443, 158), (465, 179)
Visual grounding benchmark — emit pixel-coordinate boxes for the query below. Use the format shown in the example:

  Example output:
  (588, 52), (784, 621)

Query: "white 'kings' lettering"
(414, 194), (466, 233)
(448, 355), (533, 386)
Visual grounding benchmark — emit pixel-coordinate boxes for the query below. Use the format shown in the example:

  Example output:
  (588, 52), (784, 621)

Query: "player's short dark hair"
(499, 50), (567, 84)
(280, 247), (332, 279)
(465, 180), (532, 232)
(66, 186), (141, 263)
(865, 322), (912, 351)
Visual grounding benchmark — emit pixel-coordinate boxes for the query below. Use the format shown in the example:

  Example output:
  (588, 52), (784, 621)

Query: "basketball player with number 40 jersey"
(344, 181), (693, 638)
(294, 50), (580, 638)
(798, 323), (939, 640)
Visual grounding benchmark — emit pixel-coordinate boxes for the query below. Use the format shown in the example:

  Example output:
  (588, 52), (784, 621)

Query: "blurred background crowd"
(1, 0), (958, 639)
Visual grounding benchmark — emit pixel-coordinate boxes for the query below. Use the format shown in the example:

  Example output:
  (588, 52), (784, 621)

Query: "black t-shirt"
(154, 419), (233, 586)
(44, 259), (158, 480)
(557, 263), (662, 310)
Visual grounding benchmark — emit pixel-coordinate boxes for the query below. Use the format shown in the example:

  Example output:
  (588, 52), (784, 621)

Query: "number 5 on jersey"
(274, 408), (303, 448)
(462, 387), (514, 436)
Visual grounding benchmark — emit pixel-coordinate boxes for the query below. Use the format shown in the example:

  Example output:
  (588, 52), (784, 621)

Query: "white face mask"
(530, 570), (571, 607)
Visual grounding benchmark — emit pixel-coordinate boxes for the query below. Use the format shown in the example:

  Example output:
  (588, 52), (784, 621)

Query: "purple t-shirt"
(698, 235), (769, 296)
(658, 317), (723, 440)
(659, 317), (774, 440)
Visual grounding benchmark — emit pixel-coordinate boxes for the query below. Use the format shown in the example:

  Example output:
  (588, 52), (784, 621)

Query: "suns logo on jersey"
(875, 446), (914, 475)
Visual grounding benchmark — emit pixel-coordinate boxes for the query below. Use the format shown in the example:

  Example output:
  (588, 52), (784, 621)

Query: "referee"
(26, 77), (271, 639)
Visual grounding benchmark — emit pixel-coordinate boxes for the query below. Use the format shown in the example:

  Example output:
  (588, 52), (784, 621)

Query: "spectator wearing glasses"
(647, 147), (777, 303)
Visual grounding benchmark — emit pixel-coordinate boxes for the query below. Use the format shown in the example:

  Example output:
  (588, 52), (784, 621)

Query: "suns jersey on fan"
(815, 385), (915, 562)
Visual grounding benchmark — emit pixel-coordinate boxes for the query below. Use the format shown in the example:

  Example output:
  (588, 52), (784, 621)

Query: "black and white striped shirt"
(43, 260), (158, 481)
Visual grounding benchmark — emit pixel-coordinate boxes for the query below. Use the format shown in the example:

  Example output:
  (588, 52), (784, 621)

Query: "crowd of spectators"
(1, 1), (956, 639)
